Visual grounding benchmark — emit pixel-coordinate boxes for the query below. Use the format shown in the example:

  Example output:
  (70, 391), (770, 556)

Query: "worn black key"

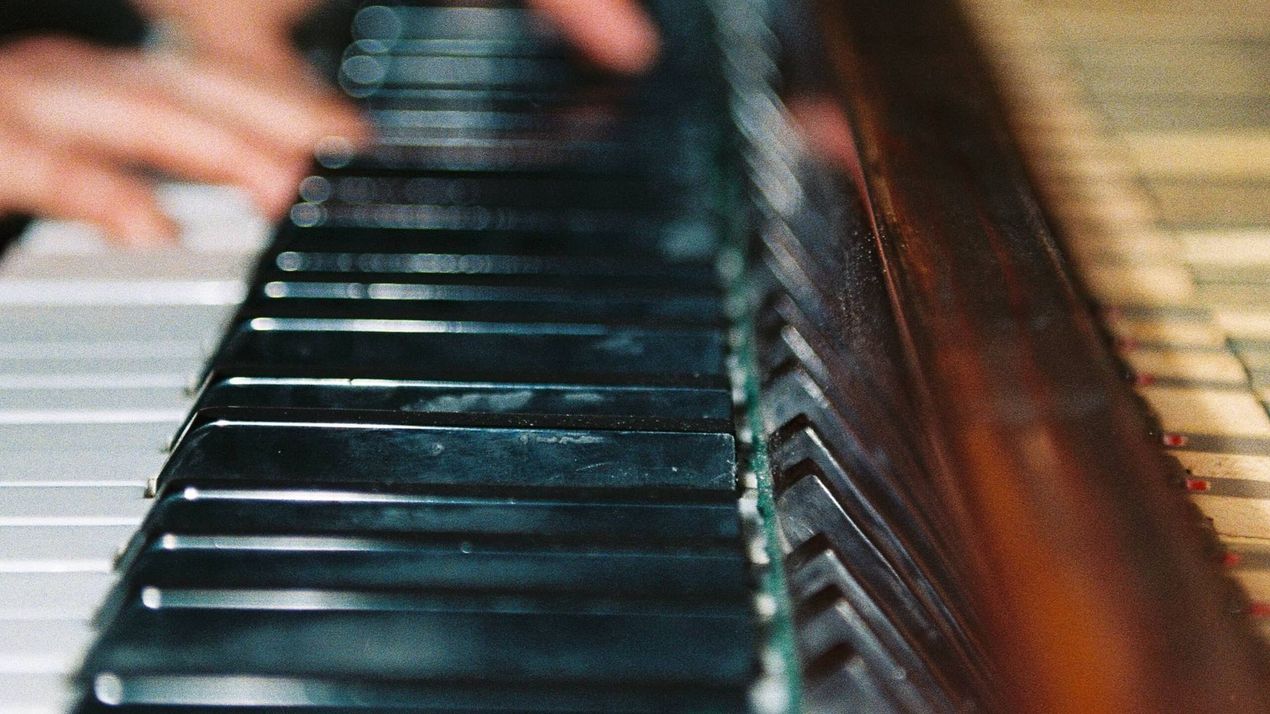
(83, 601), (755, 685)
(239, 294), (723, 328)
(192, 378), (733, 425)
(98, 536), (751, 629)
(75, 676), (748, 712)
(364, 104), (676, 144)
(211, 328), (728, 386)
(354, 105), (697, 175)
(352, 4), (552, 46)
(356, 82), (634, 111)
(300, 170), (664, 210)
(261, 257), (721, 289)
(119, 489), (744, 563)
(343, 51), (587, 96)
(347, 134), (643, 173)
(157, 408), (737, 498)
(289, 203), (693, 237)
(356, 93), (723, 141)
(266, 227), (723, 278)
(258, 266), (723, 296)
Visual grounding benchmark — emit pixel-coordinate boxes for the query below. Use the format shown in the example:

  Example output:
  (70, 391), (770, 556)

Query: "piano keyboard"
(5, 0), (1264, 710)
(0, 187), (269, 712)
(965, 0), (1270, 638)
(0, 2), (795, 712)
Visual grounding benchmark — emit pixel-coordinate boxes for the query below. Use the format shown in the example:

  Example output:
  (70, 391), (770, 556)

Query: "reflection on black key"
(85, 603), (755, 685)
(213, 328), (727, 385)
(194, 378), (733, 425)
(78, 676), (748, 712)
(241, 291), (725, 327)
(268, 226), (723, 274)
(158, 409), (737, 497)
(110, 535), (750, 604)
(125, 489), (744, 550)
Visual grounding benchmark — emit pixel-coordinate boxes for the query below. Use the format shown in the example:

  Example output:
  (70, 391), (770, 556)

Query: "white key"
(0, 305), (234, 342)
(0, 387), (190, 413)
(0, 672), (74, 712)
(0, 486), (149, 524)
(0, 620), (95, 674)
(0, 525), (136, 565)
(0, 183), (269, 709)
(0, 423), (179, 452)
(0, 450), (165, 485)
(0, 249), (255, 283)
(0, 573), (117, 620)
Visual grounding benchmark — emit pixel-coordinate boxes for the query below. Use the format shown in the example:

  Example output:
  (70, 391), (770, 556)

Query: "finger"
(6, 71), (305, 217)
(528, 0), (660, 74)
(147, 51), (371, 156)
(0, 126), (175, 245)
(134, 0), (322, 73)
(0, 39), (306, 216)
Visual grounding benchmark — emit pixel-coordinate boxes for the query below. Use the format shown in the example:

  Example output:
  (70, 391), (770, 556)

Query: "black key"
(343, 52), (583, 94)
(301, 171), (664, 210)
(345, 134), (644, 173)
(100, 535), (750, 627)
(288, 202), (676, 235)
(353, 4), (553, 46)
(75, 675), (748, 712)
(211, 328), (728, 386)
(83, 602), (755, 685)
(268, 227), (720, 269)
(120, 489), (744, 561)
(157, 408), (737, 497)
(239, 290), (725, 328)
(255, 255), (723, 289)
(193, 378), (733, 424)
(257, 267), (723, 295)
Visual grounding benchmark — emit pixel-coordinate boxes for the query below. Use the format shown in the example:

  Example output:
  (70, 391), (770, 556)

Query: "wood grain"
(815, 0), (1270, 708)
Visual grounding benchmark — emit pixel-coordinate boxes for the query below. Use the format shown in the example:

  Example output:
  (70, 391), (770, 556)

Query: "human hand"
(529, 0), (660, 74)
(0, 2), (655, 243)
(0, 36), (365, 244)
(135, 0), (661, 76)
(130, 0), (324, 79)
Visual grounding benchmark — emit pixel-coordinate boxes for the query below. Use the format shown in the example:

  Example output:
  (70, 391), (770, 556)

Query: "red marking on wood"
(1133, 373), (1155, 387)
(1162, 434), (1188, 447)
(1249, 602), (1270, 618)
(1184, 479), (1211, 492)
(1222, 552), (1242, 568)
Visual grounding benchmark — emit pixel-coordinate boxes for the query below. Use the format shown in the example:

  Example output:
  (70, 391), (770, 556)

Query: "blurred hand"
(131, 0), (324, 79)
(0, 36), (365, 243)
(133, 0), (661, 76)
(529, 0), (660, 74)
(0, 1), (656, 243)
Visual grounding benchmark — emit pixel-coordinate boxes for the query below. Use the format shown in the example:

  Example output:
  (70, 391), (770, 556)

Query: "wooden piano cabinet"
(771, 0), (1270, 709)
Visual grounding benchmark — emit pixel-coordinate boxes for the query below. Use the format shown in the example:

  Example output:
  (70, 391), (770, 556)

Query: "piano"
(0, 0), (1266, 711)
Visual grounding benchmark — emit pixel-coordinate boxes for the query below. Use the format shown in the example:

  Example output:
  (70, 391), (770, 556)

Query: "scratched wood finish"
(809, 0), (1270, 709)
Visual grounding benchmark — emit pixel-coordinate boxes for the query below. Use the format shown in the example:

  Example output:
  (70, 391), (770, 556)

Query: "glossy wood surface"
(808, 0), (1270, 709)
